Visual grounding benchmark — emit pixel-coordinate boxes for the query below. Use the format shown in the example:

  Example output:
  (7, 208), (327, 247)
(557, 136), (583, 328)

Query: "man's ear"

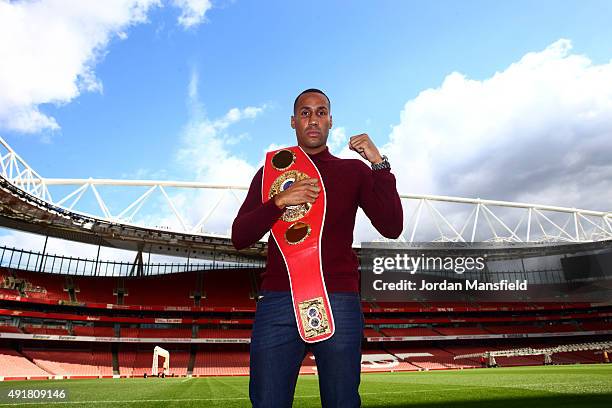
(290, 115), (296, 129)
(330, 115), (333, 128)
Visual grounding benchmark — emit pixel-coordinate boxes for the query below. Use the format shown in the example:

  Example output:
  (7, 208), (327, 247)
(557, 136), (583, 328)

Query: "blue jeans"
(249, 291), (364, 408)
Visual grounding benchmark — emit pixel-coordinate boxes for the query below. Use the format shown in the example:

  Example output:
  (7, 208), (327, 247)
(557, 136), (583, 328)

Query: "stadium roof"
(1, 135), (611, 262)
(0, 175), (265, 263)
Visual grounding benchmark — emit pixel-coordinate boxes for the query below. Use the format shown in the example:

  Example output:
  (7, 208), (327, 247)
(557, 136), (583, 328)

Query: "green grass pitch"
(1, 365), (611, 407)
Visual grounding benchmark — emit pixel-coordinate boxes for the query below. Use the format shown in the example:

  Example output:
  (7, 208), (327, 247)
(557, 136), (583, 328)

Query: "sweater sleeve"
(357, 164), (404, 239)
(231, 167), (285, 250)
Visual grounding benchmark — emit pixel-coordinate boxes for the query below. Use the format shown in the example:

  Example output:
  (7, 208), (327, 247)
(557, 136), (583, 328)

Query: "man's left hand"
(349, 133), (383, 164)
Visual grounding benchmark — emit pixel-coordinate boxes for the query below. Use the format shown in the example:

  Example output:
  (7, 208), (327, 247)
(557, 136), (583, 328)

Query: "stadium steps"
(19, 348), (53, 375)
(248, 269), (259, 300)
(112, 344), (120, 375)
(436, 345), (482, 367)
(0, 347), (51, 378)
(382, 347), (422, 371)
(187, 344), (197, 375)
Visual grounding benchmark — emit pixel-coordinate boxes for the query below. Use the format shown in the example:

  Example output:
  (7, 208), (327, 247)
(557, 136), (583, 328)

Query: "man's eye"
(301, 111), (310, 116)
(318, 111), (327, 116)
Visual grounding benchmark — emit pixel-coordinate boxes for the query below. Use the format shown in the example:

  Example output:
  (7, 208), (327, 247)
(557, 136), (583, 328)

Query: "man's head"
(291, 88), (332, 154)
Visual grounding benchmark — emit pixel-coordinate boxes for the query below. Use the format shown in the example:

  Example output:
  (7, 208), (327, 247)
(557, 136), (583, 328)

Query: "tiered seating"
(165, 350), (189, 376)
(581, 321), (612, 331)
(93, 349), (114, 376)
(193, 349), (250, 376)
(0, 347), (50, 378)
(1, 263), (611, 379)
(1, 268), (261, 309)
(198, 328), (252, 339)
(421, 301), (475, 309)
(124, 277), (177, 306)
(136, 328), (192, 338)
(22, 347), (112, 377)
(489, 344), (542, 366)
(94, 327), (116, 337)
(117, 346), (189, 376)
(542, 323), (580, 333)
(380, 327), (440, 337)
(131, 350), (155, 376)
(72, 326), (115, 337)
(360, 351), (419, 372)
(434, 326), (489, 336)
(118, 349), (136, 377)
(484, 324), (545, 334)
(22, 325), (69, 335)
(72, 326), (95, 336)
(550, 351), (586, 365)
(388, 346), (459, 370)
(557, 350), (601, 364)
(0, 324), (21, 333)
(73, 277), (116, 304)
(118, 327), (196, 339)
(299, 352), (317, 374)
(120, 328), (139, 338)
(437, 345), (489, 367)
(494, 354), (542, 366)
(375, 302), (422, 309)
(201, 270), (255, 309)
(0, 270), (66, 301)
(124, 273), (198, 307)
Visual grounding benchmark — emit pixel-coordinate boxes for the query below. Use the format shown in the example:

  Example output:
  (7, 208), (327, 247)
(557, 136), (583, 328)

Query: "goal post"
(152, 346), (170, 376)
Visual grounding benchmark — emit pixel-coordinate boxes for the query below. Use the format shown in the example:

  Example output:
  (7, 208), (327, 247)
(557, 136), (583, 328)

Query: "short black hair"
(293, 88), (331, 114)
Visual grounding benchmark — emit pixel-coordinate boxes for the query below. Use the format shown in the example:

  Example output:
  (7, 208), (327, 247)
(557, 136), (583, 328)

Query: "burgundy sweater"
(231, 147), (403, 293)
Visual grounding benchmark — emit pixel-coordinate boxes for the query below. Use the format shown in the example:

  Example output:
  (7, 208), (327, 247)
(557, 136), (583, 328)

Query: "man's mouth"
(306, 129), (320, 136)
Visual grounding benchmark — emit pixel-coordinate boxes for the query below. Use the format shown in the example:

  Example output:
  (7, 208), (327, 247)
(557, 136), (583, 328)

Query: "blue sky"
(3, 0), (612, 180)
(1, 0), (612, 256)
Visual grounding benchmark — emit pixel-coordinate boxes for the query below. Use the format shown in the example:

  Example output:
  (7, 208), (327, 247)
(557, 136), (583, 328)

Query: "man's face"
(291, 92), (332, 153)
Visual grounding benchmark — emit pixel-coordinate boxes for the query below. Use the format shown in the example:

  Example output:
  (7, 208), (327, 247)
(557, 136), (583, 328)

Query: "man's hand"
(349, 133), (383, 164)
(273, 178), (320, 209)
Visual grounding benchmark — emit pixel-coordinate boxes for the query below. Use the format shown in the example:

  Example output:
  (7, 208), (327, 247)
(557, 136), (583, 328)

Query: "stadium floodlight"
(152, 346), (170, 376)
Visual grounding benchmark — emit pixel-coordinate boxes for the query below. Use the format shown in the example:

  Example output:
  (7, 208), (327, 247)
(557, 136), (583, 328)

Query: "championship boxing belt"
(262, 146), (335, 343)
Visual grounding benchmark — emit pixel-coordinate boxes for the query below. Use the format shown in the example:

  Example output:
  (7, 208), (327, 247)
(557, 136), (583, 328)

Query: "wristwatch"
(371, 155), (390, 170)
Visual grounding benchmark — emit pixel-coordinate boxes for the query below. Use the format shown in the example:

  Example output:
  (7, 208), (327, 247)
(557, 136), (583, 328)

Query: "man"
(232, 89), (403, 407)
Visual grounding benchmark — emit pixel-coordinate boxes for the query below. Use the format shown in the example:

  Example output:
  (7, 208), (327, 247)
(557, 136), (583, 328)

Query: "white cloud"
(327, 126), (347, 154)
(173, 0), (212, 28)
(0, 0), (214, 134)
(169, 68), (267, 235)
(386, 39), (612, 214)
(177, 68), (266, 185)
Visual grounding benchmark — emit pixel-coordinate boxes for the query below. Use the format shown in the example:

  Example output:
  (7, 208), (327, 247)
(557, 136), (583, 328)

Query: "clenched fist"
(348, 134), (383, 164)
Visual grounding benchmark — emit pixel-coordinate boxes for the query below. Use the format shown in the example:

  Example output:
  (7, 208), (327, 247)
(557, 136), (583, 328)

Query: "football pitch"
(0, 365), (611, 407)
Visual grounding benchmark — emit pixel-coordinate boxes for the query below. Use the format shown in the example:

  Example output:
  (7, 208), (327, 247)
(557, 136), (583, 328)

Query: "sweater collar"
(305, 146), (334, 161)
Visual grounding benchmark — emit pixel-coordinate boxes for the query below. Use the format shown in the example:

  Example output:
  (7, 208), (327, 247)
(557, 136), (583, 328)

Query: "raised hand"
(348, 133), (383, 164)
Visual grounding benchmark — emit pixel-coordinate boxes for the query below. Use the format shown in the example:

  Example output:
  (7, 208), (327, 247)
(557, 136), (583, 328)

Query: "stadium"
(0, 132), (610, 407)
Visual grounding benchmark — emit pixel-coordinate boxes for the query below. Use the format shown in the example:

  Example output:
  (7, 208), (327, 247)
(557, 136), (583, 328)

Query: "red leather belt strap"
(262, 146), (335, 342)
